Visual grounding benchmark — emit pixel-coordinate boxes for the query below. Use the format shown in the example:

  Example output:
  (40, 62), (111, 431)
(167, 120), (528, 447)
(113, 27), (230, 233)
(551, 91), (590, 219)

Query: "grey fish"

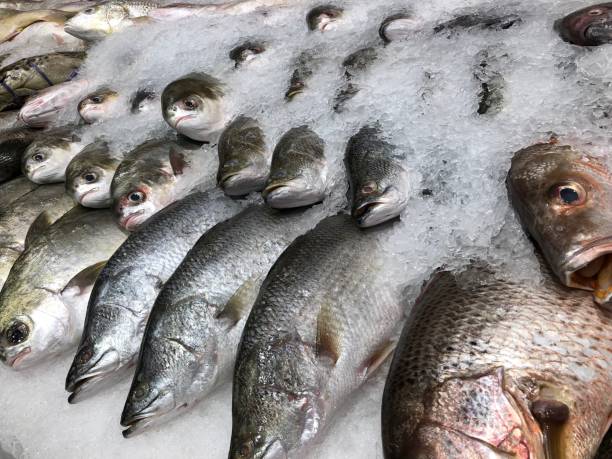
(262, 126), (326, 209)
(0, 207), (126, 369)
(474, 47), (508, 116)
(345, 125), (409, 227)
(381, 261), (612, 459)
(285, 50), (318, 101)
(229, 214), (405, 458)
(0, 176), (36, 211)
(0, 51), (84, 111)
(21, 130), (84, 183)
(65, 141), (121, 208)
(217, 115), (270, 196)
(433, 11), (522, 35)
(333, 47), (378, 113)
(0, 126), (42, 183)
(555, 3), (612, 46)
(65, 190), (241, 403)
(306, 5), (343, 32)
(121, 204), (319, 437)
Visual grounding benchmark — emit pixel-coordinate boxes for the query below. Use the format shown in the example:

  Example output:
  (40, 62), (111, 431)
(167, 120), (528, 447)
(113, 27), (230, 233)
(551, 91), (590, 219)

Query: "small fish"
(379, 12), (422, 43)
(0, 126), (43, 183)
(229, 41), (265, 68)
(78, 89), (121, 124)
(507, 143), (612, 309)
(306, 5), (343, 32)
(345, 125), (410, 227)
(217, 115), (270, 196)
(555, 3), (612, 46)
(65, 141), (121, 208)
(21, 130), (85, 183)
(262, 126), (326, 209)
(382, 261), (612, 459)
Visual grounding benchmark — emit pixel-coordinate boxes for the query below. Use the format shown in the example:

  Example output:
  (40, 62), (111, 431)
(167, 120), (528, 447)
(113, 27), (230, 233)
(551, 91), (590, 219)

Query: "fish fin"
(360, 339), (396, 379)
(169, 149), (187, 176)
(24, 211), (54, 250)
(315, 305), (342, 367)
(61, 261), (106, 298)
(215, 275), (262, 330)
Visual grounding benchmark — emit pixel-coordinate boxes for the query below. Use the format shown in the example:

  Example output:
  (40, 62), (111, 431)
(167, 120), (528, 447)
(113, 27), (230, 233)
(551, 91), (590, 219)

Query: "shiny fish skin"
(229, 214), (405, 458)
(65, 191), (241, 403)
(382, 263), (612, 459)
(0, 176), (37, 211)
(121, 204), (319, 437)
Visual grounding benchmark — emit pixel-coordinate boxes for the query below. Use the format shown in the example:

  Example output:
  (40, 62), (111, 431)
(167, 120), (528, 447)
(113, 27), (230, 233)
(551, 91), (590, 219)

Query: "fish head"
(507, 143), (612, 308)
(161, 74), (226, 141)
(129, 88), (157, 114)
(0, 294), (72, 370)
(113, 183), (163, 231)
(64, 2), (129, 40)
(19, 80), (90, 128)
(21, 136), (81, 184)
(78, 89), (120, 124)
(67, 163), (114, 208)
(229, 42), (266, 68)
(379, 13), (422, 43)
(555, 3), (612, 46)
(262, 167), (325, 208)
(219, 156), (267, 196)
(306, 5), (343, 32)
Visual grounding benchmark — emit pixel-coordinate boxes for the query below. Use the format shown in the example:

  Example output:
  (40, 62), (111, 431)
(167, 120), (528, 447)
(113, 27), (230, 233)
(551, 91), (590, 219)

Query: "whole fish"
(21, 130), (84, 183)
(507, 143), (612, 308)
(345, 125), (409, 227)
(65, 141), (121, 208)
(0, 8), (73, 43)
(121, 204), (319, 437)
(217, 115), (270, 196)
(555, 3), (612, 46)
(0, 126), (42, 183)
(65, 190), (241, 403)
(262, 126), (326, 209)
(111, 138), (211, 230)
(0, 183), (76, 292)
(229, 214), (404, 458)
(161, 73), (226, 142)
(381, 262), (612, 459)
(306, 5), (343, 32)
(0, 207), (127, 369)
(63, 0), (157, 41)
(0, 51), (84, 111)
(0, 176), (36, 211)
(78, 89), (121, 124)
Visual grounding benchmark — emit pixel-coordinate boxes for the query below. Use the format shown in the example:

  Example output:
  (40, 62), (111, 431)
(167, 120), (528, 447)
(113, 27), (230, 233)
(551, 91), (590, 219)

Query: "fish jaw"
(64, 7), (112, 41)
(352, 187), (408, 228)
(121, 385), (180, 438)
(163, 98), (226, 142)
(74, 185), (112, 208)
(19, 80), (90, 128)
(555, 4), (612, 46)
(220, 168), (268, 196)
(65, 346), (122, 403)
(262, 178), (325, 209)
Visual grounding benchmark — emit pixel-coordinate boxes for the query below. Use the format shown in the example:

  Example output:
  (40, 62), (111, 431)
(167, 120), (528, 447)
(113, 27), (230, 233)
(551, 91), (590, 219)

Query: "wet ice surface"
(0, 0), (610, 456)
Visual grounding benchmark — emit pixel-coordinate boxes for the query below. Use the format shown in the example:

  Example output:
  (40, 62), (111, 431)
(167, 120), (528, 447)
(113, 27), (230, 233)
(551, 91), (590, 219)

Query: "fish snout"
(66, 346), (121, 403)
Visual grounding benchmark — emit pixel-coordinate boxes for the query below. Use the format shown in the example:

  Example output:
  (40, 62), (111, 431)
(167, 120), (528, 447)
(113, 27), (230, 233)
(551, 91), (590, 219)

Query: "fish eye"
(33, 153), (45, 162)
(551, 182), (586, 206)
(90, 95), (103, 104)
(360, 181), (378, 195)
(182, 98), (199, 110)
(6, 321), (29, 345)
(132, 382), (149, 401)
(128, 191), (145, 203)
(83, 172), (97, 183)
(588, 8), (604, 15)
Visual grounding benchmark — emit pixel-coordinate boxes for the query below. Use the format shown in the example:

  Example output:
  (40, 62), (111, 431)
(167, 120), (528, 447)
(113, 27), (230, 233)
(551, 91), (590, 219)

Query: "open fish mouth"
(3, 346), (31, 369)
(584, 21), (612, 44)
(353, 196), (403, 228)
(563, 238), (612, 308)
(121, 392), (166, 438)
(119, 210), (146, 230)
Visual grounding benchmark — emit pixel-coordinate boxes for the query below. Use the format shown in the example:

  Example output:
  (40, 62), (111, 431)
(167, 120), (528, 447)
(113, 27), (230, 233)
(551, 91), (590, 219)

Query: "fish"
(21, 130), (85, 183)
(0, 183), (76, 291)
(0, 51), (84, 111)
(63, 0), (157, 41)
(65, 141), (121, 208)
(0, 8), (74, 43)
(217, 115), (270, 196)
(2, 16), (85, 50)
(507, 143), (612, 309)
(65, 190), (241, 403)
(262, 126), (326, 209)
(0, 126), (42, 183)
(19, 79), (90, 128)
(0, 176), (37, 211)
(129, 87), (157, 114)
(78, 89), (121, 124)
(381, 261), (612, 459)
(229, 41), (265, 68)
(473, 47), (508, 116)
(229, 214), (405, 458)
(121, 204), (318, 437)
(284, 50), (318, 101)
(433, 11), (522, 36)
(161, 73), (226, 142)
(111, 138), (210, 230)
(0, 207), (126, 370)
(345, 125), (410, 227)
(306, 5), (343, 32)
(333, 47), (378, 113)
(555, 3), (612, 46)
(379, 12), (422, 43)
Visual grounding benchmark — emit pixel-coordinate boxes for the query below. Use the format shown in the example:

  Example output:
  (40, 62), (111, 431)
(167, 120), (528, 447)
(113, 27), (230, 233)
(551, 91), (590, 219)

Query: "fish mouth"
(76, 187), (100, 204)
(584, 21), (612, 45)
(2, 346), (31, 369)
(66, 348), (121, 402)
(173, 114), (196, 128)
(220, 171), (263, 196)
(119, 210), (146, 231)
(121, 392), (167, 438)
(562, 237), (612, 308)
(353, 199), (402, 228)
(263, 182), (323, 209)
(285, 83), (305, 101)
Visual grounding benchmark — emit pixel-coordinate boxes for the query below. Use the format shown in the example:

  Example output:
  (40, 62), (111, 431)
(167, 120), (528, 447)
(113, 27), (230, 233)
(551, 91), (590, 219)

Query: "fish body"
(263, 126), (326, 209)
(507, 143), (612, 308)
(229, 214), (404, 458)
(381, 263), (612, 459)
(0, 126), (42, 183)
(65, 190), (241, 402)
(345, 125), (410, 227)
(0, 207), (127, 369)
(0, 176), (36, 210)
(217, 115), (270, 196)
(0, 51), (84, 111)
(555, 3), (612, 46)
(0, 109), (23, 131)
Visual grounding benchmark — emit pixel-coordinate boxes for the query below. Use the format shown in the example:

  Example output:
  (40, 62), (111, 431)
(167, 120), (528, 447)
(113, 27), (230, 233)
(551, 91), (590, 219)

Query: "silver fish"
(21, 130), (85, 183)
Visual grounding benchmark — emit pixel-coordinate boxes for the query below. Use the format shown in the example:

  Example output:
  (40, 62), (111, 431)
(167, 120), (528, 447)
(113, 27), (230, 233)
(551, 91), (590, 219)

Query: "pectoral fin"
(61, 261), (106, 298)
(24, 211), (54, 250)
(215, 275), (263, 329)
(316, 304), (342, 367)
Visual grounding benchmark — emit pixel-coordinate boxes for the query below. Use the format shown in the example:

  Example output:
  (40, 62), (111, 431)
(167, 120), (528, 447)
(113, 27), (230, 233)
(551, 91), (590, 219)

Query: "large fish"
(65, 190), (241, 403)
(0, 176), (36, 211)
(507, 143), (612, 308)
(121, 204), (320, 437)
(345, 125), (409, 227)
(0, 184), (76, 291)
(0, 51), (84, 111)
(262, 126), (326, 209)
(555, 3), (612, 46)
(161, 73), (226, 142)
(0, 126), (42, 183)
(217, 115), (270, 196)
(229, 214), (405, 458)
(381, 261), (612, 459)
(0, 207), (127, 369)
(65, 141), (121, 208)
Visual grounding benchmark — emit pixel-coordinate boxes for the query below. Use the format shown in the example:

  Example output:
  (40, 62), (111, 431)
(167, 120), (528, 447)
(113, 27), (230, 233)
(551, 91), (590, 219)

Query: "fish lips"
(263, 181), (324, 209)
(118, 209), (146, 231)
(0, 345), (31, 369)
(219, 170), (266, 196)
(352, 189), (407, 228)
(121, 393), (179, 438)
